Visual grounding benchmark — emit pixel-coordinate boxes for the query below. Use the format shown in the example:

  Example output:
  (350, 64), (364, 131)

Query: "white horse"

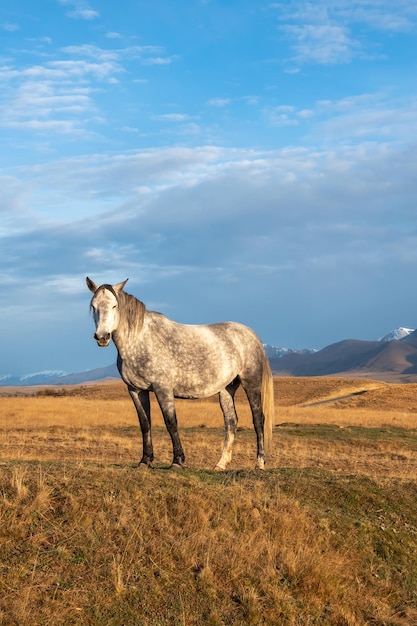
(86, 277), (274, 470)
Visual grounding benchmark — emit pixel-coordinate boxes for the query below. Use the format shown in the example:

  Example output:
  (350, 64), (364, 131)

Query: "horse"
(86, 277), (274, 470)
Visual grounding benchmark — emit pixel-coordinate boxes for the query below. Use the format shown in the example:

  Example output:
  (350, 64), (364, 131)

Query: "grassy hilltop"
(1, 377), (416, 625)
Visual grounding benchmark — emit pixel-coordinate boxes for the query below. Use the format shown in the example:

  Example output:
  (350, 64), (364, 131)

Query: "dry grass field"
(1, 377), (416, 625)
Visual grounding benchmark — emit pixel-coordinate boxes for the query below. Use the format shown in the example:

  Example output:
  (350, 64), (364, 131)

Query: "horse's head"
(86, 277), (128, 347)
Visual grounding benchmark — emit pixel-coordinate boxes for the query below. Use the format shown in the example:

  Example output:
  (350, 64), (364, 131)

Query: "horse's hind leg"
(241, 380), (265, 470)
(215, 379), (240, 471)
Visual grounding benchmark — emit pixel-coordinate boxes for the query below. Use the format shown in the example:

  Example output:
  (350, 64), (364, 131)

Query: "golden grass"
(1, 463), (416, 625)
(0, 377), (416, 625)
(3, 374), (417, 427)
(1, 377), (416, 477)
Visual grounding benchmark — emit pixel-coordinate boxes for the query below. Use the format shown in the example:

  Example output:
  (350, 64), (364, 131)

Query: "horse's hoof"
(214, 465), (225, 472)
(255, 458), (265, 471)
(170, 463), (183, 471)
(138, 462), (150, 471)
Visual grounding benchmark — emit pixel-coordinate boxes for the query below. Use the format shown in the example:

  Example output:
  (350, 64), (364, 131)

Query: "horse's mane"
(117, 289), (146, 338)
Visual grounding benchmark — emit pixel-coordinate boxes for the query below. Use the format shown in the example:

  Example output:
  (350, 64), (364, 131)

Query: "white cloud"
(260, 92), (417, 147)
(58, 0), (99, 20)
(0, 72), (98, 134)
(61, 44), (121, 62)
(343, 2), (417, 32)
(311, 93), (417, 144)
(143, 56), (177, 65)
(121, 125), (139, 133)
(243, 96), (260, 106)
(3, 140), (415, 236)
(266, 104), (299, 126)
(0, 45), (125, 136)
(272, 0), (417, 32)
(298, 109), (314, 119)
(1, 22), (19, 32)
(152, 113), (193, 122)
(281, 23), (358, 64)
(271, 1), (417, 66)
(7, 119), (82, 134)
(67, 8), (99, 20)
(60, 44), (172, 66)
(208, 98), (231, 107)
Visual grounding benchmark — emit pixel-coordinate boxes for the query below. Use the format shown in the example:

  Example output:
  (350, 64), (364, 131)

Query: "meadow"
(0, 377), (416, 625)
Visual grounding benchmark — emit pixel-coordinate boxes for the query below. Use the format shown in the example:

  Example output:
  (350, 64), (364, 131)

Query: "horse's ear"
(114, 279), (128, 293)
(86, 277), (99, 293)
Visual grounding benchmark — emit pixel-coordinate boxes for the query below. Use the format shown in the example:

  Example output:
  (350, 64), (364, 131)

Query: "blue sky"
(1, 1), (417, 375)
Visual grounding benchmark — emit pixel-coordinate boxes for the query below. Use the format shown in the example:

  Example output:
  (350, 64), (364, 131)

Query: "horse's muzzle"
(94, 332), (111, 347)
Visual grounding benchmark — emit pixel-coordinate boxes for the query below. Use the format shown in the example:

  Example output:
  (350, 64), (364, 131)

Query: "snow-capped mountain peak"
(0, 370), (68, 386)
(263, 344), (317, 358)
(378, 327), (415, 342)
(20, 370), (68, 381)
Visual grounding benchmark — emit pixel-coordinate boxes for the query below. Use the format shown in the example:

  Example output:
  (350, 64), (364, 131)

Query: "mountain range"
(270, 327), (417, 381)
(1, 327), (416, 386)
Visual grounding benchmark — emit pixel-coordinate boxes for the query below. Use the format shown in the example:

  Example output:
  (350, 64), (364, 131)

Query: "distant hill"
(271, 329), (417, 381)
(0, 364), (119, 387)
(54, 364), (120, 385)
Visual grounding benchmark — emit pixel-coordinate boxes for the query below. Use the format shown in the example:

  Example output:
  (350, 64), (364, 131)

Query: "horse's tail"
(261, 352), (274, 452)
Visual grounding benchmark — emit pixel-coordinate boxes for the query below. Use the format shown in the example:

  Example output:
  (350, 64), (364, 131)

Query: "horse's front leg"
(128, 387), (154, 468)
(153, 385), (185, 469)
